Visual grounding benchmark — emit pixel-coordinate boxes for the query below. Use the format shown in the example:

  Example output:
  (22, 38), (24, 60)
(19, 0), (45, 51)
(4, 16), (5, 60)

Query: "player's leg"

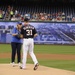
(11, 42), (17, 63)
(16, 43), (22, 63)
(21, 39), (28, 69)
(29, 39), (38, 65)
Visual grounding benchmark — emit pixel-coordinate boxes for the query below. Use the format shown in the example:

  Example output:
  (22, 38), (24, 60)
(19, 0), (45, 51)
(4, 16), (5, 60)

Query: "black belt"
(24, 38), (32, 39)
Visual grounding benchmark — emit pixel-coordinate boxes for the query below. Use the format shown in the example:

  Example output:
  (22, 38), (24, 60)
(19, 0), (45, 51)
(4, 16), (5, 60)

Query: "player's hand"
(20, 34), (23, 38)
(34, 34), (38, 38)
(15, 34), (22, 39)
(12, 33), (18, 36)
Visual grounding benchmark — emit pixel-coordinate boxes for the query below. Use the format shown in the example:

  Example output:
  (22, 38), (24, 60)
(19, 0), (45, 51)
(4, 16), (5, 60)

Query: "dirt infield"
(0, 64), (75, 75)
(0, 53), (75, 75)
(0, 53), (75, 60)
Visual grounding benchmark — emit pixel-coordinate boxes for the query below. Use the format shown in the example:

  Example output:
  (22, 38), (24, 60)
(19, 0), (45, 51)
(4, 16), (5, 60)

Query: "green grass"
(0, 58), (10, 63)
(38, 59), (75, 71)
(0, 44), (11, 53)
(0, 44), (75, 71)
(0, 44), (75, 54)
(34, 45), (75, 54)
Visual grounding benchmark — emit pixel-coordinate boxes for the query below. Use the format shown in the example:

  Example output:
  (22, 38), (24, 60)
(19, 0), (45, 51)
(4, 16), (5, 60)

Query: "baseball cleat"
(20, 66), (22, 69)
(18, 62), (21, 67)
(34, 63), (39, 70)
(20, 66), (26, 70)
(10, 62), (15, 67)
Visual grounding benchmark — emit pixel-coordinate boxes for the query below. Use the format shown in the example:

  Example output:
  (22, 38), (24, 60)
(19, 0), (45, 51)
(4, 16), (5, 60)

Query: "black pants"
(11, 42), (22, 63)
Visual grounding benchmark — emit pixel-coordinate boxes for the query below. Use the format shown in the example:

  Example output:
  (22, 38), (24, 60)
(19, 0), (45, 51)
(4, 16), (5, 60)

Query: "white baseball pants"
(22, 38), (38, 69)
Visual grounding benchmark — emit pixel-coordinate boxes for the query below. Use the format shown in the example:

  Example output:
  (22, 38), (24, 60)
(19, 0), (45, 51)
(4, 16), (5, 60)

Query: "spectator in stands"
(67, 14), (72, 22)
(32, 13), (36, 20)
(41, 15), (45, 21)
(10, 9), (14, 19)
(0, 10), (3, 20)
(4, 12), (10, 20)
(62, 12), (66, 21)
(15, 13), (21, 21)
(47, 14), (51, 21)
(44, 13), (48, 20)
(7, 5), (11, 15)
(52, 18), (56, 22)
(11, 15), (17, 21)
(35, 13), (39, 20)
(2, 10), (5, 19)
(0, 5), (74, 22)
(20, 15), (24, 21)
(56, 16), (62, 22)
(72, 17), (75, 22)
(15, 9), (18, 16)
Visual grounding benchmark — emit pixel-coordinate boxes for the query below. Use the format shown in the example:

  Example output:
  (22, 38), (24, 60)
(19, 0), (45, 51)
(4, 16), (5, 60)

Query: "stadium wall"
(0, 21), (75, 44)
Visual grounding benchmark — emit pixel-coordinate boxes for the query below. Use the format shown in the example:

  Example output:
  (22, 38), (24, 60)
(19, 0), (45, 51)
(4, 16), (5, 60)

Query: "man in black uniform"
(20, 18), (39, 70)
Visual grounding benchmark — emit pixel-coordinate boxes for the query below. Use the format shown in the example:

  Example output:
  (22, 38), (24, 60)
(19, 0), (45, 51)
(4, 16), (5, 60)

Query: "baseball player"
(20, 18), (39, 70)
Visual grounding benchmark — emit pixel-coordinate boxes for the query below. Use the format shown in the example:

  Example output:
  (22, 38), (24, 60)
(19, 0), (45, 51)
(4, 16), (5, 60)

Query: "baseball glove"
(15, 34), (21, 39)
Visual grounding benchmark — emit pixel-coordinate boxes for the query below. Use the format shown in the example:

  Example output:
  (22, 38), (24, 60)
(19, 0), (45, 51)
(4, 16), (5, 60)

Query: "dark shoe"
(20, 66), (26, 70)
(20, 66), (22, 69)
(34, 63), (39, 70)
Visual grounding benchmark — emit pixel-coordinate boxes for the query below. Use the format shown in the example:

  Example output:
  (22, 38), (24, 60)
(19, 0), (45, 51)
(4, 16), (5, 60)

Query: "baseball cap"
(17, 21), (22, 25)
(24, 18), (29, 22)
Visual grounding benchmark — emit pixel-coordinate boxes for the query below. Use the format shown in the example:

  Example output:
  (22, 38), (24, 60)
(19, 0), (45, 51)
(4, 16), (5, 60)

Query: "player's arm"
(20, 26), (24, 38)
(12, 33), (18, 36)
(33, 28), (38, 38)
(34, 33), (38, 37)
(12, 28), (18, 36)
(12, 28), (22, 39)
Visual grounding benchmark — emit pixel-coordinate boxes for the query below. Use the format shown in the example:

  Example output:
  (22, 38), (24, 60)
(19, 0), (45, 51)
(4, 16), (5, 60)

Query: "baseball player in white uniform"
(20, 18), (39, 70)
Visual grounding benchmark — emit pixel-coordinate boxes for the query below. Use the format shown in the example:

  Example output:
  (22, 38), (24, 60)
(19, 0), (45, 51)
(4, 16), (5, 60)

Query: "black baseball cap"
(24, 18), (29, 22)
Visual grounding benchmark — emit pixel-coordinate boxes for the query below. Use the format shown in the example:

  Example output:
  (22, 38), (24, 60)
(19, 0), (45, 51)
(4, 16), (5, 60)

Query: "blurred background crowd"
(0, 0), (75, 22)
